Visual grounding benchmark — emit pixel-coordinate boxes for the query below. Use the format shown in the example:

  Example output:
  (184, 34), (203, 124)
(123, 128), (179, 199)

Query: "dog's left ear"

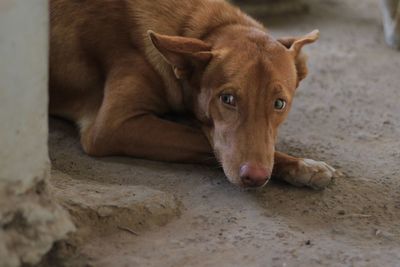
(278, 30), (319, 84)
(148, 30), (212, 79)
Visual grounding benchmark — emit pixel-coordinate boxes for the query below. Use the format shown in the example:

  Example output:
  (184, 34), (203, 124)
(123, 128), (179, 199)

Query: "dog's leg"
(80, 56), (214, 164)
(273, 151), (338, 189)
(381, 0), (400, 49)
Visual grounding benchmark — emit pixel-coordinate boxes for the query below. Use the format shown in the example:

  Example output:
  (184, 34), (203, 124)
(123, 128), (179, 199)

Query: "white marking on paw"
(293, 159), (338, 189)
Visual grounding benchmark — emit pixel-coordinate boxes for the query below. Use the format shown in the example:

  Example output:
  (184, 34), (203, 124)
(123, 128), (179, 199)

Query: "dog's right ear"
(278, 30), (319, 84)
(148, 30), (212, 79)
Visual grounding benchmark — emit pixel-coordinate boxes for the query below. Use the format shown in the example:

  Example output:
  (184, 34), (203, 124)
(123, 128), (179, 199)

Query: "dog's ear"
(277, 30), (319, 83)
(278, 30), (319, 55)
(148, 30), (212, 79)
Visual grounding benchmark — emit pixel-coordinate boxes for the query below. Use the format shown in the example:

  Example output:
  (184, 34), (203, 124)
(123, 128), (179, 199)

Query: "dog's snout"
(240, 163), (271, 188)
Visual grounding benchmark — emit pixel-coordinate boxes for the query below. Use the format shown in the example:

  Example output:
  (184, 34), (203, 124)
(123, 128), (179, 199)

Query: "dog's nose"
(240, 163), (271, 188)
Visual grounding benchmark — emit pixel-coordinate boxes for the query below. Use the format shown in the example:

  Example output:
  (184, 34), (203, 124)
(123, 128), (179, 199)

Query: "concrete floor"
(49, 0), (400, 266)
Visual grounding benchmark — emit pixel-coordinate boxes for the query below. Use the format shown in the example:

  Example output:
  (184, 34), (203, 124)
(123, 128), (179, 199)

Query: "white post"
(0, 1), (74, 266)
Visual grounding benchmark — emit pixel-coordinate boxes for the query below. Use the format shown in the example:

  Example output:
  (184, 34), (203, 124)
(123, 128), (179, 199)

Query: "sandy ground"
(48, 0), (400, 266)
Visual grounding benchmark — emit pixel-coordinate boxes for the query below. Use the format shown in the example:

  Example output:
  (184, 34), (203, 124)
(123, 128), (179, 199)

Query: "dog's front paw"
(286, 159), (338, 190)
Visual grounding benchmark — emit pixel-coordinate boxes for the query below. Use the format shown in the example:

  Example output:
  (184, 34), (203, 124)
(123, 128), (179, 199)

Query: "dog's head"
(148, 27), (319, 188)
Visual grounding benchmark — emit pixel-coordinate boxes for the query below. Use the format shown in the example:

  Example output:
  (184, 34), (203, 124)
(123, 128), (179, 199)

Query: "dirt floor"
(48, 0), (400, 266)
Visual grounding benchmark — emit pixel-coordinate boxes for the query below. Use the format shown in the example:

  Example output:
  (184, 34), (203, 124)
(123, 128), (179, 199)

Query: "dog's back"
(49, 0), (259, 122)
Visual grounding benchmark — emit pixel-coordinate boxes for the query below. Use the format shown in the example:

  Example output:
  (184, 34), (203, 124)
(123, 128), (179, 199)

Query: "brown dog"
(49, 0), (338, 188)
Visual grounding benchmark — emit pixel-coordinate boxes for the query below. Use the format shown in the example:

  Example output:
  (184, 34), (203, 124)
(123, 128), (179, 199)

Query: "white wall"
(0, 1), (74, 266)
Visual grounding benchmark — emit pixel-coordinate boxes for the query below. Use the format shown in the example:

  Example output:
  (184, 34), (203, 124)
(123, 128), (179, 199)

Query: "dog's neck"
(180, 79), (193, 111)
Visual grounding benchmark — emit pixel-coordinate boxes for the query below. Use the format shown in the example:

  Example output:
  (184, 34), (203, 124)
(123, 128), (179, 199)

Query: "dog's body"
(50, 0), (337, 188)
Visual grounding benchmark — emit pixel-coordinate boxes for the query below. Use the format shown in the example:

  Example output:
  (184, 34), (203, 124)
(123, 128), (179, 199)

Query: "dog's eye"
(220, 94), (236, 107)
(274, 99), (286, 110)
